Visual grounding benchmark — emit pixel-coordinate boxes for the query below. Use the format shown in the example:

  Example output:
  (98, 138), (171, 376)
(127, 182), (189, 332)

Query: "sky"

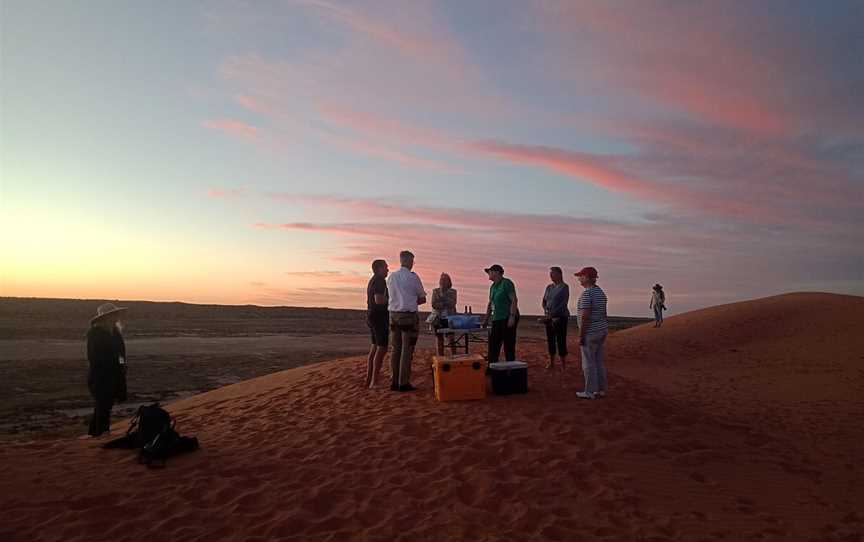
(1, 0), (862, 316)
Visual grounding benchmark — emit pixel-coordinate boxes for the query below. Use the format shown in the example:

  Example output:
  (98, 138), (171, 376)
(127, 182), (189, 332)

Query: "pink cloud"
(531, 2), (796, 136)
(234, 94), (264, 113)
(283, 270), (345, 277)
(317, 102), (450, 149)
(291, 0), (461, 67)
(466, 140), (648, 195)
(312, 102), (862, 225)
(207, 187), (247, 199)
(251, 195), (862, 314)
(319, 130), (458, 173)
(203, 118), (258, 140)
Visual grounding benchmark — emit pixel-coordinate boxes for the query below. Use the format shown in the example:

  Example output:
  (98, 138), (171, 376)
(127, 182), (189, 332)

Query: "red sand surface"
(1, 293), (862, 541)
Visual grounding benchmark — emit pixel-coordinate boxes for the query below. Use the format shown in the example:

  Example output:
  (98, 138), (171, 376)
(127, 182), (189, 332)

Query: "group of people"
(83, 255), (666, 436)
(364, 250), (615, 399)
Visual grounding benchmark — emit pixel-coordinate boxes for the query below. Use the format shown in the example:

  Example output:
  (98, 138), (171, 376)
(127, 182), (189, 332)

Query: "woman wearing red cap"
(575, 267), (608, 399)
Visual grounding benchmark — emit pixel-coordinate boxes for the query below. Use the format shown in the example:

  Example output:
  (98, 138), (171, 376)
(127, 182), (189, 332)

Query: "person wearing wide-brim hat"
(650, 284), (666, 328)
(86, 303), (128, 436)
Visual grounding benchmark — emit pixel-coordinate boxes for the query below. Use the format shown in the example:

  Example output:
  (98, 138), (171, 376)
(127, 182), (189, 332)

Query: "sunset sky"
(2, 1), (862, 316)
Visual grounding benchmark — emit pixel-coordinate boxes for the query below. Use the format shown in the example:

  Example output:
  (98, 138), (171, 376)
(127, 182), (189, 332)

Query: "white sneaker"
(576, 391), (596, 399)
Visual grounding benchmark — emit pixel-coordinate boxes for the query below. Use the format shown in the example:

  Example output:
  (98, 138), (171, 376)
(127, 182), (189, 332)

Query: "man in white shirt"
(386, 250), (427, 391)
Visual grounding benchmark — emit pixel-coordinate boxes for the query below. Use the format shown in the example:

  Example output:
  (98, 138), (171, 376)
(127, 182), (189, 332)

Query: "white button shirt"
(386, 267), (427, 312)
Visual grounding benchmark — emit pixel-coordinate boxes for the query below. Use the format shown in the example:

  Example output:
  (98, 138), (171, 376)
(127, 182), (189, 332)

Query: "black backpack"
(103, 403), (199, 468)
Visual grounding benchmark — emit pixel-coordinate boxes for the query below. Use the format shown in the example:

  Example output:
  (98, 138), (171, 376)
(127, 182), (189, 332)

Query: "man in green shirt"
(482, 264), (520, 363)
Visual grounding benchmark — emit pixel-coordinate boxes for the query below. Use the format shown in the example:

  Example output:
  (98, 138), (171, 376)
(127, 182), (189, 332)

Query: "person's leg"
(654, 306), (661, 327)
(369, 318), (389, 388)
(447, 333), (468, 356)
(89, 397), (104, 436)
(366, 343), (377, 387)
(103, 397), (114, 433)
(504, 314), (519, 361)
(580, 339), (599, 395)
(398, 315), (419, 387)
(488, 320), (504, 364)
(658, 307), (664, 326)
(90, 395), (113, 436)
(390, 318), (403, 389)
(373, 346), (387, 380)
(595, 332), (608, 393)
(545, 323), (556, 369)
(557, 319), (569, 371)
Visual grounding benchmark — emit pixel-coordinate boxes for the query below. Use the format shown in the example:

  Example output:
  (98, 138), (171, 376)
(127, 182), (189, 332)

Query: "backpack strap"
(125, 406), (144, 436)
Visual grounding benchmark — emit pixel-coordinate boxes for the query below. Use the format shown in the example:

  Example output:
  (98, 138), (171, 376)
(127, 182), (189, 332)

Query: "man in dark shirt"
(366, 259), (389, 388)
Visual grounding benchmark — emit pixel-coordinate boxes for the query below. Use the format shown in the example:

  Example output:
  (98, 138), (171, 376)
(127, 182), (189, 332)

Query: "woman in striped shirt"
(575, 267), (608, 399)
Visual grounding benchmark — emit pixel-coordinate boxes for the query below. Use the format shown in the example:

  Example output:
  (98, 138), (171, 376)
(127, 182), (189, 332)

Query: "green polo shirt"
(489, 278), (516, 321)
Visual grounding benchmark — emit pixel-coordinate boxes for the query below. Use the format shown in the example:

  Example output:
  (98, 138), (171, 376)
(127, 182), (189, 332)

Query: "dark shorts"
(545, 317), (568, 356)
(368, 312), (389, 347)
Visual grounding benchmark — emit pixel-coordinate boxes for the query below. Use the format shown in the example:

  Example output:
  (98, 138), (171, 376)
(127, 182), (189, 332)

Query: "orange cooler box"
(432, 354), (486, 402)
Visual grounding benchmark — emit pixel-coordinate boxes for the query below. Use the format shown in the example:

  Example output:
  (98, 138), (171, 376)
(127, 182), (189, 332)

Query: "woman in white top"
(430, 273), (458, 356)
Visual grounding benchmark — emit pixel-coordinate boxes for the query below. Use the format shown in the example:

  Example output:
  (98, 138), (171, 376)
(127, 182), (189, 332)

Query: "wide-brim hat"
(91, 302), (128, 325)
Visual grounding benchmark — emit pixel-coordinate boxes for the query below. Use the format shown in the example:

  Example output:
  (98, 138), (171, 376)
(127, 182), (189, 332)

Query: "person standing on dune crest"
(365, 259), (389, 389)
(386, 250), (427, 392)
(650, 284), (666, 327)
(86, 303), (128, 436)
(575, 267), (608, 400)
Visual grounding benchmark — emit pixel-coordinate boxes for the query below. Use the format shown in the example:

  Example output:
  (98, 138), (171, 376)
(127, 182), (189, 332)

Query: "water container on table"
(447, 315), (481, 329)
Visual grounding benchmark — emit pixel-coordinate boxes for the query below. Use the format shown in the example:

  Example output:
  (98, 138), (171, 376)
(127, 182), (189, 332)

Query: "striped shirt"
(577, 285), (608, 335)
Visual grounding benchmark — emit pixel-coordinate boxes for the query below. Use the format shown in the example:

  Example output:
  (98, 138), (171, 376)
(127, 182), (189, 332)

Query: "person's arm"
(383, 276), (392, 306)
(649, 294), (655, 309)
(415, 276), (427, 306)
(563, 285), (570, 314)
(116, 331), (127, 363)
(579, 307), (591, 345)
(483, 300), (492, 327)
(431, 290), (444, 310)
(507, 284), (518, 328)
(373, 278), (387, 305)
(542, 288), (549, 316)
(554, 285), (569, 321)
(87, 330), (99, 373)
(449, 289), (458, 312)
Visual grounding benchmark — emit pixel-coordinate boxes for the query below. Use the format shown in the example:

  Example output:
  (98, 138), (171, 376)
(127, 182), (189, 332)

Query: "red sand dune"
(1, 293), (862, 541)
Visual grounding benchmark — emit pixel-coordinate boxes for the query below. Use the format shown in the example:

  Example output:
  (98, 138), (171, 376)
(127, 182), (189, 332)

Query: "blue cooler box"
(446, 315), (481, 329)
(489, 361), (528, 395)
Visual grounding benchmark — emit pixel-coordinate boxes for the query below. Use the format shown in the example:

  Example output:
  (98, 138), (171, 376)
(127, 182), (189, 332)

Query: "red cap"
(574, 266), (598, 279)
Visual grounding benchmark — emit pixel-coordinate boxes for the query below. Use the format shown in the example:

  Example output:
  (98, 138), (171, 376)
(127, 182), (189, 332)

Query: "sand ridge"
(1, 293), (862, 541)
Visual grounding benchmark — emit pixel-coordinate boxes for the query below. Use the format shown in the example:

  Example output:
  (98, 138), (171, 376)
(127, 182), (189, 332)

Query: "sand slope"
(1, 293), (862, 541)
